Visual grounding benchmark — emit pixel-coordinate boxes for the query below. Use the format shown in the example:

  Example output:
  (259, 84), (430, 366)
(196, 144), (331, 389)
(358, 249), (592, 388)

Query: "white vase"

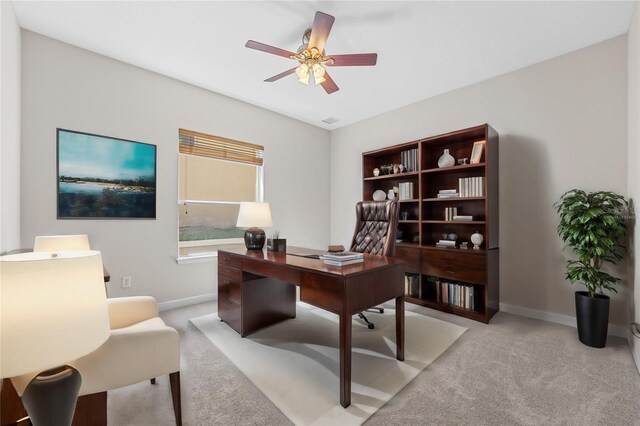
(387, 189), (396, 200)
(438, 149), (455, 168)
(471, 231), (484, 250)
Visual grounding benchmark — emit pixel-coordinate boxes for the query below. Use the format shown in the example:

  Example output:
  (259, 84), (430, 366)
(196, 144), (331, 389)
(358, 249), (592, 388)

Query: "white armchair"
(11, 296), (182, 425)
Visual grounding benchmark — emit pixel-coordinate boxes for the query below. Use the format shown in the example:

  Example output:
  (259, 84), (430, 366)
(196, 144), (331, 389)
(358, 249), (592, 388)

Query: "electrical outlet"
(121, 276), (132, 288)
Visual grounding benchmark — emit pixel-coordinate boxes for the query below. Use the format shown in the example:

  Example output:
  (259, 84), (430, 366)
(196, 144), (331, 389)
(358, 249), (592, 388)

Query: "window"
(178, 129), (264, 256)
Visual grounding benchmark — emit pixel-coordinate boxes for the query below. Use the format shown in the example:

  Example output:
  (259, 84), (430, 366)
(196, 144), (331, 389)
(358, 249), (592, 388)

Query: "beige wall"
(628, 1), (640, 371)
(1, 1), (21, 252)
(20, 31), (331, 303)
(330, 36), (629, 326)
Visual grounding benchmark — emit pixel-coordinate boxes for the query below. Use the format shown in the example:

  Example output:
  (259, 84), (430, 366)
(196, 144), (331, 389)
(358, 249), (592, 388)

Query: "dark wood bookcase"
(362, 124), (499, 323)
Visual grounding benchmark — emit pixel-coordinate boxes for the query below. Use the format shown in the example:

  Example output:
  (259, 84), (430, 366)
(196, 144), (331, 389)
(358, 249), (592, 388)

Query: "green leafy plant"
(554, 190), (628, 297)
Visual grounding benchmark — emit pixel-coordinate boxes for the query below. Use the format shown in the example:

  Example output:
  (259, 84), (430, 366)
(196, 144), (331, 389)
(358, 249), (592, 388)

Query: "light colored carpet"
(106, 301), (640, 425)
(189, 302), (466, 426)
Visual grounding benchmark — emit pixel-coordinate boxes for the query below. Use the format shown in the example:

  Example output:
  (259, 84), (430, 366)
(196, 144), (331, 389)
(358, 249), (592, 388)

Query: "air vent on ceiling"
(322, 117), (339, 125)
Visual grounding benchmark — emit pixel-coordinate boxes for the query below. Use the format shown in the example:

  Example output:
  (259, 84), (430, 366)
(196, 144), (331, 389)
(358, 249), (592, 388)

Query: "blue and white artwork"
(57, 129), (156, 218)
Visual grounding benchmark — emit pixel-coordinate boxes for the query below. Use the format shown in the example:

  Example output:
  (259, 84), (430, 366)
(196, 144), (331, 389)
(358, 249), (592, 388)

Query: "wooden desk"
(217, 247), (405, 408)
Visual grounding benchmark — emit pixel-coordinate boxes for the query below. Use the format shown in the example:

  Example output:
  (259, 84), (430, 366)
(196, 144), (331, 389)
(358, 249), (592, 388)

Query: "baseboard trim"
(499, 303), (628, 338)
(158, 293), (216, 312)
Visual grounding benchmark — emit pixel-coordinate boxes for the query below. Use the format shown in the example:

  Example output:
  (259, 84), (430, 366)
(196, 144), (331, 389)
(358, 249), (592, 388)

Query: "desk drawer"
(422, 250), (486, 284)
(395, 246), (420, 273)
(396, 246), (420, 260)
(218, 264), (242, 282)
(218, 252), (241, 269)
(218, 274), (241, 304)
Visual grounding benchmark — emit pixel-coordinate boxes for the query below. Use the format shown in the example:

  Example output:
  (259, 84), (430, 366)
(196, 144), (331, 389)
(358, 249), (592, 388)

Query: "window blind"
(178, 129), (264, 166)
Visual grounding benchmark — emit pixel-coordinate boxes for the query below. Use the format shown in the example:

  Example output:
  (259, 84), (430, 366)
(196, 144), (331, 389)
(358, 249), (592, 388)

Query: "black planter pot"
(575, 291), (610, 348)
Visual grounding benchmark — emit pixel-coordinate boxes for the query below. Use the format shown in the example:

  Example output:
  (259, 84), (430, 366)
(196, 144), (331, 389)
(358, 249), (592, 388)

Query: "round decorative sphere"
(471, 231), (484, 249)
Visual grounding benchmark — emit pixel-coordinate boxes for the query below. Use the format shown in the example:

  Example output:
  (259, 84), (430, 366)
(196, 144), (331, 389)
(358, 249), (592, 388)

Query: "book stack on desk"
(320, 252), (364, 266)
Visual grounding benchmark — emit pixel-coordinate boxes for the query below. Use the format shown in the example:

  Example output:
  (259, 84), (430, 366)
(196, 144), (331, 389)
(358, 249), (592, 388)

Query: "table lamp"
(33, 234), (91, 252)
(236, 202), (273, 250)
(0, 250), (110, 426)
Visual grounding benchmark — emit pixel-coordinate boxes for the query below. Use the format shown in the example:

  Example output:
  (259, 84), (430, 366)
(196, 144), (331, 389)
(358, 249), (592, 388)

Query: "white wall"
(330, 36), (629, 326)
(628, 1), (640, 371)
(20, 31), (331, 303)
(0, 1), (21, 252)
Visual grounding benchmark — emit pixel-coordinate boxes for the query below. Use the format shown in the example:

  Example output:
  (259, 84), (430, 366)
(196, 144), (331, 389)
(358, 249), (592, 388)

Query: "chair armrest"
(108, 296), (158, 329)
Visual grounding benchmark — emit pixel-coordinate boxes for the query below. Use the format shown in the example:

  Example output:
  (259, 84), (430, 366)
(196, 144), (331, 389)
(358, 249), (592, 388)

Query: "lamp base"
(244, 227), (266, 250)
(21, 365), (81, 426)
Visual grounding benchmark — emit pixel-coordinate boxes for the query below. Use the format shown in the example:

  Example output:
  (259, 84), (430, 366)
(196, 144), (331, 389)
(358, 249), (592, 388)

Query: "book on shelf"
(435, 280), (475, 310)
(439, 189), (457, 194)
(399, 182), (414, 200)
(452, 215), (473, 221)
(444, 207), (458, 221)
(437, 193), (459, 198)
(401, 148), (418, 172)
(437, 240), (456, 246)
(323, 258), (364, 266)
(457, 176), (485, 198)
(404, 273), (421, 298)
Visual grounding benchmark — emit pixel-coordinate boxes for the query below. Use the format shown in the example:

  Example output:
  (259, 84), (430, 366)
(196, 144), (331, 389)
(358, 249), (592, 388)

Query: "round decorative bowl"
(373, 190), (386, 201)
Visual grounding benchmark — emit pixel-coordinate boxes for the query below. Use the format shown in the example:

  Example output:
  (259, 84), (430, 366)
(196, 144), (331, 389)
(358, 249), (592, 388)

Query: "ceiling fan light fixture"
(312, 63), (326, 85)
(295, 63), (310, 85)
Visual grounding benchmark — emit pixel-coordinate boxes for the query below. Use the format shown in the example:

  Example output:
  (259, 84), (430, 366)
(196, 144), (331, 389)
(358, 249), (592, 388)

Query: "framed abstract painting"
(57, 129), (157, 219)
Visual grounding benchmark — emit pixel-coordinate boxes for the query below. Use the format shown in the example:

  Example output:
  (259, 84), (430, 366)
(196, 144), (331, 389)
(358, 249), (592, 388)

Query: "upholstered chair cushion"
(349, 200), (399, 257)
(11, 297), (180, 397)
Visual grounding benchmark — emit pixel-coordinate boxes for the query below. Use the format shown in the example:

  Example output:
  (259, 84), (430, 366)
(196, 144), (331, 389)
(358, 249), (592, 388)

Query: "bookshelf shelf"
(362, 124), (499, 323)
(422, 163), (485, 174)
(423, 197), (485, 202)
(422, 220), (486, 225)
(363, 171), (419, 181)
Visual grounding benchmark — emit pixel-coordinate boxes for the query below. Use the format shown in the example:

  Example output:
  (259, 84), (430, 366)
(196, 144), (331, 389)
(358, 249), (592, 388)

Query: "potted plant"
(554, 190), (628, 348)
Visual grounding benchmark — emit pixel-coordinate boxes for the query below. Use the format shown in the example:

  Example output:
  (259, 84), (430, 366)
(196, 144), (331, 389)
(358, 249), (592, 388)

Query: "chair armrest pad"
(108, 296), (158, 329)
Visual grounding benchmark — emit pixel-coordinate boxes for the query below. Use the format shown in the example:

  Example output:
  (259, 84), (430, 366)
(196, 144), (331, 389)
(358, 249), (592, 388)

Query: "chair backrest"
(349, 200), (399, 257)
(33, 234), (91, 252)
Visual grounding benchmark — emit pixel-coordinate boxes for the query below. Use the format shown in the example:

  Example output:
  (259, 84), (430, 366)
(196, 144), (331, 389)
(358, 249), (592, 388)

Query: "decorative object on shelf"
(328, 244), (345, 252)
(437, 148), (455, 168)
(372, 189), (386, 201)
(373, 168), (380, 177)
(470, 141), (485, 164)
(400, 211), (409, 220)
(458, 158), (469, 165)
(412, 232), (420, 243)
(267, 231), (287, 252)
(448, 233), (457, 240)
(0, 251), (110, 426)
(387, 189), (396, 200)
(237, 202), (273, 250)
(460, 242), (469, 249)
(380, 164), (393, 175)
(554, 189), (628, 348)
(471, 231), (484, 249)
(399, 164), (405, 173)
(396, 229), (404, 243)
(393, 164), (400, 174)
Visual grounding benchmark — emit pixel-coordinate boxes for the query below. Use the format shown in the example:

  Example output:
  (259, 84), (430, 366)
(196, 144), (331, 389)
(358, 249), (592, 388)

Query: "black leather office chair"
(349, 200), (400, 329)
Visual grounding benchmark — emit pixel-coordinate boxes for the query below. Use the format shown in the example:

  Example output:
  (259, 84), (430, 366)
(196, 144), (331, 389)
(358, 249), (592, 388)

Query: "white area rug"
(190, 302), (466, 426)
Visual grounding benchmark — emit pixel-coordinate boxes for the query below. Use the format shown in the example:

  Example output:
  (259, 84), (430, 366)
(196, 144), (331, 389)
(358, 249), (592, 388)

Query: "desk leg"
(339, 314), (352, 408)
(396, 295), (405, 361)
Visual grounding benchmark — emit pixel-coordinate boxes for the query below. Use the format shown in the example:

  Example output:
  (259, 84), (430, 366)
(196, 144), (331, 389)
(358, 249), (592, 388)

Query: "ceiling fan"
(245, 11), (378, 94)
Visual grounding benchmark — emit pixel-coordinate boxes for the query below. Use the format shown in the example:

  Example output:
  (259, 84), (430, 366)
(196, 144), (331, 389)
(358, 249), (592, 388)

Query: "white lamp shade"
(33, 234), (91, 252)
(0, 251), (110, 379)
(236, 202), (273, 228)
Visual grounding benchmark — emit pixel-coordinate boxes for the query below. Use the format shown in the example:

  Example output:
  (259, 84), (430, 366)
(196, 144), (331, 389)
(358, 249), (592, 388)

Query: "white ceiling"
(13, 1), (635, 130)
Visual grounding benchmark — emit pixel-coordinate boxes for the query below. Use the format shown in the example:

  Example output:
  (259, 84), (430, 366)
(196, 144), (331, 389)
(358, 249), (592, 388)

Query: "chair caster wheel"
(368, 324), (375, 330)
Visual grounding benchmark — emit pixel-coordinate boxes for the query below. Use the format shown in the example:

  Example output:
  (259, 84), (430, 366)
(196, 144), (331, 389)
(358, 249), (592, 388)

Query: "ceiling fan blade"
(320, 71), (339, 94)
(308, 12), (335, 53)
(264, 67), (297, 82)
(245, 40), (297, 59)
(325, 53), (378, 67)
